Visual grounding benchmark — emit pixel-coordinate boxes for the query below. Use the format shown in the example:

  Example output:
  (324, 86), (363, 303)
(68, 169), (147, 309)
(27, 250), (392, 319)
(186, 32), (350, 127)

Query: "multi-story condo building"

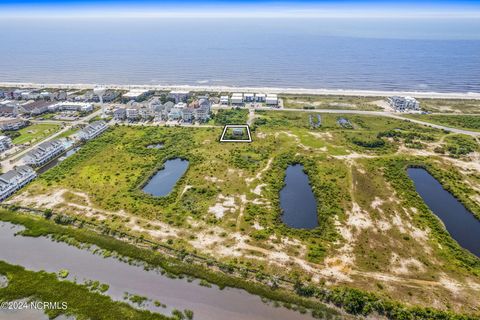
(78, 121), (108, 141)
(0, 135), (13, 153)
(49, 102), (94, 113)
(231, 93), (244, 105)
(244, 93), (255, 102)
(388, 96), (420, 112)
(266, 94), (278, 106)
(255, 93), (266, 102)
(0, 165), (37, 201)
(126, 108), (140, 120)
(22, 140), (65, 167)
(0, 119), (27, 131)
(113, 107), (126, 120)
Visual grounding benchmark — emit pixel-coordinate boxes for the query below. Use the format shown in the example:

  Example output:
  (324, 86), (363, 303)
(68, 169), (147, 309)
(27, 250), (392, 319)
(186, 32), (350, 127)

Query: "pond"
(407, 167), (480, 257)
(142, 158), (189, 197)
(0, 222), (314, 320)
(279, 164), (319, 229)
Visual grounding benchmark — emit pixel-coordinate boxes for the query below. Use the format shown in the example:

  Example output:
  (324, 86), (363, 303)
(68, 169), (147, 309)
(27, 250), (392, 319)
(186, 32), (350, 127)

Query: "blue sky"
(1, 0), (480, 18)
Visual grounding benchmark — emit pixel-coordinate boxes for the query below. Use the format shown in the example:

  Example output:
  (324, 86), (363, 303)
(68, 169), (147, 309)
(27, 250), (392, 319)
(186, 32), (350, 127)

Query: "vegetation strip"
(0, 260), (171, 320)
(1, 210), (478, 320)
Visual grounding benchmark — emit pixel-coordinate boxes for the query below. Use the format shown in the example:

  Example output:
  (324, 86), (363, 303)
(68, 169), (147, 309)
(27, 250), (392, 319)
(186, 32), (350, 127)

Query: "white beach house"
(255, 93), (266, 102)
(0, 136), (13, 153)
(220, 96), (229, 105)
(388, 96), (420, 112)
(0, 165), (37, 201)
(78, 121), (108, 140)
(22, 140), (65, 167)
(231, 93), (244, 105)
(266, 94), (278, 106)
(243, 93), (255, 102)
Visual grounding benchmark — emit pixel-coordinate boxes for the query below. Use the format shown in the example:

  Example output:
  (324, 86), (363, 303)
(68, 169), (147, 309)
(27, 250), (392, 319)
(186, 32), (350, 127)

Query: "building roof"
(169, 90), (190, 95)
(163, 101), (175, 109)
(25, 140), (63, 159)
(20, 101), (53, 111)
(0, 165), (34, 183)
(123, 89), (149, 98)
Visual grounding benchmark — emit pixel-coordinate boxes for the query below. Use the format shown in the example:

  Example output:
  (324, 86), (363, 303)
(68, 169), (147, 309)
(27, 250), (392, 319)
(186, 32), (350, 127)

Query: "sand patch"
(208, 194), (237, 219)
(390, 253), (425, 275)
(252, 183), (266, 196)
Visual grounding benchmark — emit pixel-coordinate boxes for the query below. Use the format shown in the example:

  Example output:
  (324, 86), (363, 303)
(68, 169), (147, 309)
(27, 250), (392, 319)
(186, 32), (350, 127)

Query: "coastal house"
(139, 107), (154, 120)
(388, 96), (420, 112)
(162, 101), (175, 119)
(255, 93), (266, 102)
(244, 93), (255, 102)
(0, 102), (19, 117)
(12, 89), (29, 100)
(0, 165), (37, 201)
(97, 90), (119, 103)
(220, 96), (229, 105)
(126, 108), (140, 120)
(113, 107), (126, 120)
(122, 89), (151, 102)
(40, 91), (54, 101)
(78, 121), (108, 141)
(22, 140), (65, 167)
(233, 128), (245, 136)
(194, 98), (211, 122)
(0, 119), (27, 131)
(265, 94), (278, 106)
(56, 90), (68, 101)
(231, 93), (244, 105)
(20, 91), (40, 100)
(168, 103), (186, 121)
(168, 90), (190, 103)
(181, 108), (194, 122)
(73, 90), (95, 102)
(0, 135), (13, 153)
(151, 103), (164, 117)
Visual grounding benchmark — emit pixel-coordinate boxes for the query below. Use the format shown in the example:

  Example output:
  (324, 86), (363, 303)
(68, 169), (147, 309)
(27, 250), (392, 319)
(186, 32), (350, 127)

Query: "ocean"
(1, 18), (479, 92)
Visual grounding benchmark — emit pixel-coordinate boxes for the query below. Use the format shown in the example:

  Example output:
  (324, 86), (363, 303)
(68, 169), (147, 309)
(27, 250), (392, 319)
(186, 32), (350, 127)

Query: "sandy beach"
(1, 82), (480, 100)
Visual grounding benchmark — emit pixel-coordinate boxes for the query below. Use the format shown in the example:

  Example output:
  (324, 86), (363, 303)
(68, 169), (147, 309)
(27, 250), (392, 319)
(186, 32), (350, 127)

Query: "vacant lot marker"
(219, 125), (252, 143)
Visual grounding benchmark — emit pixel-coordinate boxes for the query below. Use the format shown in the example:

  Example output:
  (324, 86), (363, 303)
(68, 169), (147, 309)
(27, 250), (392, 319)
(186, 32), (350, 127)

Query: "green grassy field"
(416, 98), (480, 114)
(405, 114), (480, 132)
(10, 110), (480, 318)
(56, 127), (80, 139)
(12, 123), (61, 145)
(280, 95), (383, 111)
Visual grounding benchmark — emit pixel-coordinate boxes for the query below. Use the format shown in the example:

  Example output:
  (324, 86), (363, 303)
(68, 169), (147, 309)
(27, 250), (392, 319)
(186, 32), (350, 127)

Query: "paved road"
(3, 105), (477, 173)
(231, 106), (480, 137)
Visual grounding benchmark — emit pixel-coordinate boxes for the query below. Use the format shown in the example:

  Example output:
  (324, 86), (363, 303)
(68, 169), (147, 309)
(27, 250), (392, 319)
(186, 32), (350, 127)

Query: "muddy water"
(280, 164), (319, 229)
(407, 168), (480, 257)
(0, 222), (315, 320)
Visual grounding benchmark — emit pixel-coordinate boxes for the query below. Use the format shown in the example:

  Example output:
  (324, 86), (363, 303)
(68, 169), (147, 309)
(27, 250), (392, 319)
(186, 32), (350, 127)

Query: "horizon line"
(2, 1), (480, 19)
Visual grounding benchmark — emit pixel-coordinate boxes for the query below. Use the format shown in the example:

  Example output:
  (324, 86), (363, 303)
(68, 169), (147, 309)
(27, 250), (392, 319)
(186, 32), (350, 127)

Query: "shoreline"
(1, 81), (480, 100)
